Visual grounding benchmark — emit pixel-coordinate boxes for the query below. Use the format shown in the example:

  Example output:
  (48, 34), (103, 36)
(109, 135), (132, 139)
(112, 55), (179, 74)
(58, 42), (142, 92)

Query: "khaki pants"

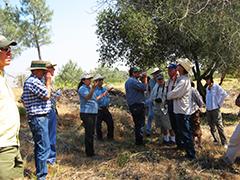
(0, 146), (23, 180)
(206, 108), (227, 145)
(225, 123), (240, 164)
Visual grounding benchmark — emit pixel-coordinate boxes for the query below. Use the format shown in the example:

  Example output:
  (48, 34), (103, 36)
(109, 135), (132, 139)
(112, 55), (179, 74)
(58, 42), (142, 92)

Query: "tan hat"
(151, 67), (161, 75)
(0, 35), (17, 48)
(29, 60), (47, 70)
(93, 74), (105, 81)
(46, 61), (57, 69)
(176, 58), (194, 76)
(80, 73), (93, 80)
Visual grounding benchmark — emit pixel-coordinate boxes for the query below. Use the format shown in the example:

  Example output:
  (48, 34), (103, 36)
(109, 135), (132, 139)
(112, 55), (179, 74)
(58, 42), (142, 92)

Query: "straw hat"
(29, 60), (47, 70)
(176, 58), (194, 76)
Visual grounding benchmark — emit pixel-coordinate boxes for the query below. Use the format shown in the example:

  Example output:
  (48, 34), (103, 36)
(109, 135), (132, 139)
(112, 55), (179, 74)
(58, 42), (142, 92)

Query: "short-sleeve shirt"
(94, 86), (110, 108)
(78, 84), (98, 114)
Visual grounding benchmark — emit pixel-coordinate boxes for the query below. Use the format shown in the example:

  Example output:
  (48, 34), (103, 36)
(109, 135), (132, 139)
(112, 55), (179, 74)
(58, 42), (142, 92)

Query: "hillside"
(16, 78), (240, 179)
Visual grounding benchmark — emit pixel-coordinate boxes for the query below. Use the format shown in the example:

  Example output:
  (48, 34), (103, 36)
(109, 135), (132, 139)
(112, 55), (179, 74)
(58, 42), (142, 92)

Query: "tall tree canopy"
(96, 0), (240, 96)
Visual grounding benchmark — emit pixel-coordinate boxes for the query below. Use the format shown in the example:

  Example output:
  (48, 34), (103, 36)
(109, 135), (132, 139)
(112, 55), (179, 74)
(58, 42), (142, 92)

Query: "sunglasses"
(0, 46), (11, 53)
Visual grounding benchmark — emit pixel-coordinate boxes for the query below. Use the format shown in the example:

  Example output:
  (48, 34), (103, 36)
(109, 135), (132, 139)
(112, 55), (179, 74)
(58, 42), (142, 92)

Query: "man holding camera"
(94, 74), (114, 141)
(125, 67), (147, 145)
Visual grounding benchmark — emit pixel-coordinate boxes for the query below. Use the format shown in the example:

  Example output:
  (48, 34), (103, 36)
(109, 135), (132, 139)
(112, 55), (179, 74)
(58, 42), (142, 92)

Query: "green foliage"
(92, 66), (128, 83)
(54, 60), (83, 89)
(116, 151), (131, 167)
(19, 0), (53, 60)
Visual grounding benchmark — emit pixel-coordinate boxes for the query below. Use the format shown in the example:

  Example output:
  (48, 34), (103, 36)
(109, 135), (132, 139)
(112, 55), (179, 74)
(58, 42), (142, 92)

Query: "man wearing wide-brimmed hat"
(0, 35), (24, 179)
(125, 66), (147, 145)
(167, 58), (196, 159)
(21, 60), (52, 179)
(93, 74), (114, 141)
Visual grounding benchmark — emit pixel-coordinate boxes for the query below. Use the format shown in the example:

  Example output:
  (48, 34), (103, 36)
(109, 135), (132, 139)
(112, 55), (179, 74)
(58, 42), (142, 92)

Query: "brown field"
(15, 78), (240, 179)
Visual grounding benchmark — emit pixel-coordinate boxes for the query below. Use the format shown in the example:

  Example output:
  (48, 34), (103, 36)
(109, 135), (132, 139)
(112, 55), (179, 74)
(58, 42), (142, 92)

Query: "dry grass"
(14, 78), (240, 179)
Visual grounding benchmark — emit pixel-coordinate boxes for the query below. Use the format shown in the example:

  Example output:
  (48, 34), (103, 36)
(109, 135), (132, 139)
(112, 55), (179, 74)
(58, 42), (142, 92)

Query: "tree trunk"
(34, 34), (42, 60)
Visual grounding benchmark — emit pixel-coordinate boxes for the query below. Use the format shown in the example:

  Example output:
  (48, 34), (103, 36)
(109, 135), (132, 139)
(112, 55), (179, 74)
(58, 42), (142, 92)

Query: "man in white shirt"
(0, 35), (23, 179)
(205, 75), (228, 147)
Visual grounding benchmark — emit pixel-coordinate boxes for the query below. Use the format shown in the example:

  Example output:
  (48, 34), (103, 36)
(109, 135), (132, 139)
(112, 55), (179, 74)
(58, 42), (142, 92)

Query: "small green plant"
(116, 151), (131, 167)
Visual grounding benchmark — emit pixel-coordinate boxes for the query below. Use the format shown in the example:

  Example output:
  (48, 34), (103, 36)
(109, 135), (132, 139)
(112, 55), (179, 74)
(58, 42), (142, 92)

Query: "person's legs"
(96, 110), (104, 140)
(206, 110), (218, 143)
(146, 101), (154, 135)
(212, 109), (227, 145)
(80, 113), (96, 156)
(28, 115), (50, 180)
(130, 104), (145, 145)
(103, 109), (114, 139)
(47, 108), (57, 164)
(0, 146), (24, 180)
(169, 112), (181, 147)
(176, 114), (195, 159)
(224, 124), (240, 164)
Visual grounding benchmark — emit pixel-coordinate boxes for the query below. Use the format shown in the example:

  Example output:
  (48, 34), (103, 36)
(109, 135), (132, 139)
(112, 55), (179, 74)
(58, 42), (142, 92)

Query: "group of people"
(0, 34), (240, 180)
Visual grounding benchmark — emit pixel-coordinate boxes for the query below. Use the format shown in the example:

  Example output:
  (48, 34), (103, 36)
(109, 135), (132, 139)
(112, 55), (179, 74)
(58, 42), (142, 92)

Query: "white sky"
(5, 0), (126, 77)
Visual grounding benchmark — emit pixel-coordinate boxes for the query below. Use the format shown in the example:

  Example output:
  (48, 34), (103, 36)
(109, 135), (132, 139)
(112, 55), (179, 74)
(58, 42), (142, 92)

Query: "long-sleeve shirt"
(167, 75), (192, 115)
(191, 87), (203, 114)
(21, 74), (52, 116)
(125, 77), (146, 106)
(206, 83), (228, 111)
(0, 73), (20, 147)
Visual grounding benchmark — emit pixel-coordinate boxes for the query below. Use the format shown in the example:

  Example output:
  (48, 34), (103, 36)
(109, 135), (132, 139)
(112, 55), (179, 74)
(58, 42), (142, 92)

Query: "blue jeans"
(47, 108), (57, 164)
(175, 114), (195, 159)
(145, 100), (154, 134)
(28, 115), (50, 180)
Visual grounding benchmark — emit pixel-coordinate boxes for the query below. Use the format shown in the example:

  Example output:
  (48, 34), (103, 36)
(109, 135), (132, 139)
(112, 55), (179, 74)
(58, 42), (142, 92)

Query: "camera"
(155, 98), (162, 103)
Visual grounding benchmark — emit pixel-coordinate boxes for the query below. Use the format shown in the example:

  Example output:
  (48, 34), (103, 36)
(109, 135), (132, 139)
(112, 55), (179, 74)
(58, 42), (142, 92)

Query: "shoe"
(163, 140), (170, 146)
(146, 133), (151, 137)
(213, 140), (218, 145)
(223, 144), (228, 149)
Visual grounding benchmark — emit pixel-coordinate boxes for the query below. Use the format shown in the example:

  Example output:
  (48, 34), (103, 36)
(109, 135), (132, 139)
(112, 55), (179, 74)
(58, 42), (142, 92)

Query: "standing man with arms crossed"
(0, 35), (23, 180)
(22, 60), (52, 180)
(125, 67), (147, 145)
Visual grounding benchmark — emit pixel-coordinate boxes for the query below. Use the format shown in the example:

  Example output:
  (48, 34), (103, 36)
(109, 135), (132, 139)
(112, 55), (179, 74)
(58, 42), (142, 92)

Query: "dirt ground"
(15, 84), (240, 179)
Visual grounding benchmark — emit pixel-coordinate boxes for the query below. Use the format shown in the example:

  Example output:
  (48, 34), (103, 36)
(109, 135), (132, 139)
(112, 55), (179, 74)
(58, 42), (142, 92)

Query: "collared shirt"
(21, 74), (51, 116)
(191, 87), (203, 114)
(149, 78), (156, 92)
(150, 83), (167, 111)
(78, 84), (98, 114)
(94, 86), (110, 108)
(206, 83), (228, 111)
(0, 74), (20, 147)
(125, 77), (146, 106)
(167, 74), (192, 115)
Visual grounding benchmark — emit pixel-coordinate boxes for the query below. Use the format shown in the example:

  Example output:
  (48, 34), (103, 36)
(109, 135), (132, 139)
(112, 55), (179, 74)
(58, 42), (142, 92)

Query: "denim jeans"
(129, 103), (145, 145)
(28, 115), (50, 180)
(96, 108), (114, 139)
(175, 114), (196, 159)
(47, 108), (57, 164)
(80, 113), (97, 156)
(145, 100), (154, 135)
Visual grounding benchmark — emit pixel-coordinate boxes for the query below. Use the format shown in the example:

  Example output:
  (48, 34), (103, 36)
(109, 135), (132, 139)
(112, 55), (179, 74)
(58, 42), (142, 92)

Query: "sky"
(5, 0), (116, 77)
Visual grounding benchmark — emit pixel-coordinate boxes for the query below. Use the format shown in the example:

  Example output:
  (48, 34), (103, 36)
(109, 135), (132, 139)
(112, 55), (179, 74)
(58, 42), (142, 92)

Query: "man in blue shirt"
(22, 60), (52, 180)
(125, 67), (147, 145)
(94, 74), (114, 140)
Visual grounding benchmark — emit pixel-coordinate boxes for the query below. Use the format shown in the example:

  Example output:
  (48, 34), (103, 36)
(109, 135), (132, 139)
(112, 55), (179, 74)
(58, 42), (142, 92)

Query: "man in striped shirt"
(21, 60), (52, 180)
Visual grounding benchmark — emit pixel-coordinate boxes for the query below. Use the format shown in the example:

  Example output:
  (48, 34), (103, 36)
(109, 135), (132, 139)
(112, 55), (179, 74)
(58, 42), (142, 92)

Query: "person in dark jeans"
(94, 74), (114, 140)
(167, 58), (196, 159)
(78, 73), (98, 157)
(125, 67), (147, 145)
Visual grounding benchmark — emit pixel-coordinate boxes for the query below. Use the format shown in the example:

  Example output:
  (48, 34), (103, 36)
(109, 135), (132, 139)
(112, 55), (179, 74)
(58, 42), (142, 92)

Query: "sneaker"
(213, 140), (218, 145)
(223, 144), (228, 149)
